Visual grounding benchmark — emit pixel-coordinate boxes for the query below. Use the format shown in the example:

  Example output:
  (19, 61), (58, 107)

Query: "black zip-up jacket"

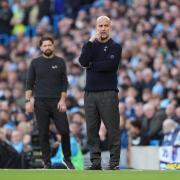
(79, 39), (122, 92)
(26, 55), (68, 98)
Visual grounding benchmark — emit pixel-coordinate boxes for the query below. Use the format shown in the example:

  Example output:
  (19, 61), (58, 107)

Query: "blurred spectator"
(10, 130), (24, 153)
(134, 103), (144, 120)
(69, 111), (88, 153)
(128, 120), (142, 146)
(165, 103), (176, 119)
(175, 107), (180, 124)
(124, 96), (136, 121)
(0, 128), (25, 168)
(38, 0), (52, 20)
(159, 119), (180, 169)
(141, 103), (166, 145)
(0, 0), (13, 35)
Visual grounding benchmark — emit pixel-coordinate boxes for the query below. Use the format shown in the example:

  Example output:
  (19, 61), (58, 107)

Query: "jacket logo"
(110, 55), (115, 59)
(52, 65), (58, 69)
(104, 46), (108, 52)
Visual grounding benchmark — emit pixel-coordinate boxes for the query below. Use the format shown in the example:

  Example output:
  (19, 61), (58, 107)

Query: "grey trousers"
(84, 91), (120, 166)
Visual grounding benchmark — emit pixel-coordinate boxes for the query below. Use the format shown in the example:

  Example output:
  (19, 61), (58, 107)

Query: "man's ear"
(39, 46), (43, 52)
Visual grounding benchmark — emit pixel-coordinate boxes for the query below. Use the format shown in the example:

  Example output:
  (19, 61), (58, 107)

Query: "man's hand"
(25, 90), (33, 113)
(89, 32), (99, 42)
(25, 101), (33, 113)
(57, 99), (67, 112)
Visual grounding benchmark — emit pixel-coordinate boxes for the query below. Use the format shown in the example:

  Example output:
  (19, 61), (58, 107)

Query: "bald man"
(79, 16), (122, 170)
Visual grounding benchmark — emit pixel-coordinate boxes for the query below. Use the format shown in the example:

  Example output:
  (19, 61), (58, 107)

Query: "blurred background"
(0, 0), (179, 170)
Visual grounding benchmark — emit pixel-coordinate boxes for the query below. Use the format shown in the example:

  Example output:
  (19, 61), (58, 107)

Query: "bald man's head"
(96, 16), (111, 42)
(96, 16), (111, 24)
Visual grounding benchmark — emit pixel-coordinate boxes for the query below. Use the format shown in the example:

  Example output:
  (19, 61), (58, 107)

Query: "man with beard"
(79, 16), (122, 170)
(25, 36), (74, 169)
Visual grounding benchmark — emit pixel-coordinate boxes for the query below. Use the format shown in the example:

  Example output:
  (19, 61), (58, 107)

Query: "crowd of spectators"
(0, 0), (179, 168)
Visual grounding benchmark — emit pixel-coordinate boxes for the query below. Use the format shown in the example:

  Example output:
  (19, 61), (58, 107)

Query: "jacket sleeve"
(93, 45), (122, 72)
(79, 41), (93, 67)
(26, 61), (36, 90)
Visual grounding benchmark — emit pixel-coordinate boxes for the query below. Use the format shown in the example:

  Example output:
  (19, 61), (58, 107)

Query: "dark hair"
(39, 36), (54, 47)
(130, 120), (142, 130)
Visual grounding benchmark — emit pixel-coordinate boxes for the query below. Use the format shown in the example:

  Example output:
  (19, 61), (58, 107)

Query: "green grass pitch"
(0, 170), (180, 180)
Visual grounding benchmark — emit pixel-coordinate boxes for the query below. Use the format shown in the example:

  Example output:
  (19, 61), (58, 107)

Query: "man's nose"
(102, 26), (106, 30)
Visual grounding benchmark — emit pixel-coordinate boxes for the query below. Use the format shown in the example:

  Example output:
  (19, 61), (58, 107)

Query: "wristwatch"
(25, 99), (31, 103)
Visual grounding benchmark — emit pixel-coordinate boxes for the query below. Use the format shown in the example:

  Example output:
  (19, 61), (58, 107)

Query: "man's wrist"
(25, 99), (31, 103)
(59, 97), (66, 102)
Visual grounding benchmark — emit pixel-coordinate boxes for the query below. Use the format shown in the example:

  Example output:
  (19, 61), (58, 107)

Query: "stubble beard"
(43, 49), (53, 57)
(99, 32), (109, 42)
